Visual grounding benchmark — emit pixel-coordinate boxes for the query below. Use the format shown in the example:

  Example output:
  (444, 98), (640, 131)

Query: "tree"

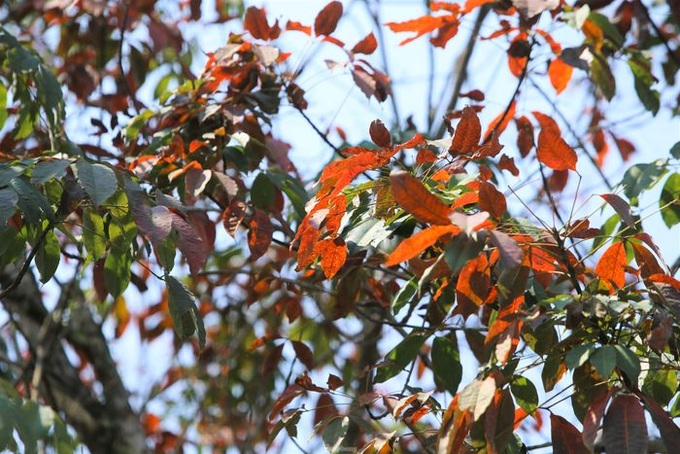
(0, 0), (679, 452)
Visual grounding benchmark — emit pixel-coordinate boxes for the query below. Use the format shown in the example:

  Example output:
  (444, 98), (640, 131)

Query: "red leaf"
(551, 414), (590, 454)
(314, 1), (343, 36)
(515, 116), (535, 158)
(384, 225), (460, 266)
(268, 383), (305, 420)
(595, 241), (627, 290)
(549, 57), (573, 94)
(390, 171), (452, 225)
(449, 106), (481, 156)
(498, 154), (519, 176)
(248, 208), (273, 261)
(484, 101), (516, 141)
(286, 20), (312, 35)
(291, 341), (315, 369)
(478, 181), (506, 220)
(263, 343), (285, 378)
(327, 374), (344, 391)
(582, 389), (613, 451)
(314, 394), (338, 428)
(507, 37), (530, 77)
(639, 392), (680, 453)
(464, 0), (496, 13)
(460, 89), (485, 101)
(171, 213), (207, 275)
(533, 112), (577, 171)
(612, 134), (635, 161)
(599, 193), (636, 230)
(244, 7), (272, 40)
(351, 32), (377, 55)
(369, 119), (392, 148)
(314, 237), (347, 279)
(603, 395), (648, 454)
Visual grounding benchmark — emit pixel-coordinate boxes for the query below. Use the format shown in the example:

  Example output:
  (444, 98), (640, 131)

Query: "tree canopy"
(0, 0), (679, 452)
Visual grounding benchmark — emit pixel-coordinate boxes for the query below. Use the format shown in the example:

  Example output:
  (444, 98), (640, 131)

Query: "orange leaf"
(248, 209), (273, 261)
(449, 106), (481, 156)
(351, 32), (378, 55)
(484, 101), (516, 141)
(515, 116), (534, 158)
(595, 241), (627, 289)
(314, 1), (343, 36)
(456, 255), (491, 307)
(548, 57), (573, 94)
(385, 16), (444, 46)
(498, 154), (519, 176)
(384, 225), (460, 266)
(390, 171), (452, 225)
(315, 237), (347, 279)
(463, 0), (495, 13)
(286, 20), (312, 35)
(533, 112), (577, 171)
(438, 395), (473, 453)
(478, 181), (506, 219)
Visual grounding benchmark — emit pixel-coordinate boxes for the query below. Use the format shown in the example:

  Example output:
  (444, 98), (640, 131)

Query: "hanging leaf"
(599, 193), (636, 230)
(0, 187), (18, 226)
(551, 414), (590, 454)
(589, 345), (617, 378)
(244, 7), (273, 40)
(595, 241), (627, 289)
(390, 171), (452, 225)
(659, 173), (680, 227)
(590, 52), (616, 101)
(82, 207), (106, 261)
(478, 182), (506, 220)
(533, 112), (577, 171)
(166, 276), (206, 350)
(74, 160), (117, 207)
(515, 116), (535, 158)
(322, 416), (350, 453)
(374, 334), (426, 383)
(449, 106), (481, 156)
(603, 395), (647, 454)
(549, 57), (573, 94)
(511, 376), (538, 413)
(431, 336), (462, 396)
(369, 119), (391, 148)
(314, 1), (343, 36)
(639, 393), (680, 453)
(458, 375), (496, 420)
(35, 229), (60, 283)
(248, 208), (273, 261)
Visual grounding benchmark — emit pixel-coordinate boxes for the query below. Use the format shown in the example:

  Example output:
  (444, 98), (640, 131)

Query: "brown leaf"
(599, 193), (636, 230)
(327, 374), (344, 391)
(268, 383), (305, 420)
(291, 341), (315, 369)
(369, 119), (392, 148)
(248, 208), (273, 261)
(244, 7), (271, 40)
(390, 171), (452, 225)
(449, 106), (481, 156)
(498, 154), (519, 176)
(478, 181), (507, 220)
(551, 414), (590, 454)
(639, 392), (680, 453)
(603, 395), (648, 454)
(582, 389), (613, 451)
(314, 1), (343, 36)
(351, 32), (377, 55)
(515, 116), (535, 158)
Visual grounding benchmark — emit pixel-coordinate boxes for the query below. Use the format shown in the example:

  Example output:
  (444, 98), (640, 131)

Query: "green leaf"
(620, 160), (667, 201)
(511, 376), (538, 413)
(9, 176), (54, 224)
(614, 345), (641, 384)
(392, 278), (418, 314)
(588, 12), (624, 49)
(590, 53), (616, 101)
(444, 234), (484, 275)
(268, 171), (309, 219)
(0, 84), (7, 131)
(35, 64), (63, 113)
(345, 217), (392, 249)
(166, 276), (206, 350)
(0, 225), (26, 266)
(565, 343), (596, 370)
(431, 336), (462, 396)
(251, 172), (276, 210)
(125, 109), (155, 140)
(660, 173), (680, 227)
(671, 142), (680, 160)
(589, 345), (617, 378)
(374, 334), (426, 383)
(642, 367), (677, 407)
(30, 159), (70, 184)
(74, 160), (117, 207)
(35, 229), (60, 283)
(322, 416), (350, 453)
(82, 208), (106, 261)
(0, 166), (22, 187)
(0, 187), (18, 226)
(629, 59), (660, 115)
(104, 249), (131, 298)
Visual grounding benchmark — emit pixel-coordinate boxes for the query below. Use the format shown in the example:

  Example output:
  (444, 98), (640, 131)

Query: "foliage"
(0, 0), (679, 453)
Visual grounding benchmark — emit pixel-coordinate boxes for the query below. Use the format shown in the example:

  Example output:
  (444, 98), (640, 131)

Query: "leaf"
(314, 237), (347, 279)
(171, 214), (207, 275)
(74, 160), (117, 207)
(244, 7), (271, 40)
(511, 376), (538, 413)
(639, 393), (680, 453)
(620, 160), (667, 201)
(0, 166), (22, 187)
(600, 194), (636, 230)
(660, 173), (680, 227)
(456, 255), (490, 307)
(35, 229), (60, 283)
(478, 181), (506, 220)
(369, 119), (391, 148)
(251, 173), (277, 210)
(431, 336), (462, 396)
(512, 0), (559, 18)
(291, 341), (315, 369)
(449, 106), (481, 156)
(104, 249), (131, 298)
(551, 414), (590, 454)
(0, 187), (18, 226)
(314, 1), (343, 36)
(10, 177), (54, 224)
(549, 57), (573, 94)
(322, 416), (350, 453)
(565, 344), (596, 370)
(248, 208), (273, 261)
(30, 159), (70, 184)
(542, 354), (567, 392)
(595, 241), (627, 289)
(390, 171), (452, 225)
(488, 230), (523, 269)
(437, 395), (472, 454)
(589, 345), (616, 378)
(166, 276), (206, 350)
(392, 277), (418, 314)
(582, 389), (612, 451)
(643, 367), (677, 406)
(614, 345), (641, 384)
(386, 16), (444, 46)
(458, 375), (496, 420)
(82, 208), (106, 261)
(374, 335), (426, 383)
(591, 52), (616, 101)
(533, 112), (577, 171)
(603, 395), (647, 454)
(351, 32), (377, 55)
(515, 116), (535, 158)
